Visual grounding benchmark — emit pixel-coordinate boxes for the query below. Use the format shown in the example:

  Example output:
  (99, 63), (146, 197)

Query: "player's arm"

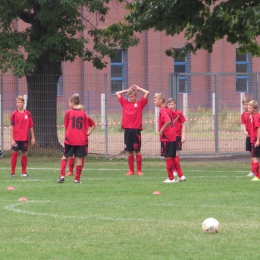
(133, 84), (149, 99)
(255, 127), (260, 147)
(10, 125), (16, 146)
(115, 88), (129, 98)
(181, 123), (186, 143)
(87, 125), (95, 136)
(242, 124), (248, 136)
(159, 121), (171, 136)
(29, 127), (36, 145)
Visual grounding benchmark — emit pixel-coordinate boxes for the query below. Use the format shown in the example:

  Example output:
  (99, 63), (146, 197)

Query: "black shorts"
(246, 136), (251, 152)
(161, 141), (177, 157)
(251, 144), (260, 158)
(12, 141), (28, 152)
(124, 129), (141, 152)
(64, 144), (86, 158)
(176, 136), (182, 151)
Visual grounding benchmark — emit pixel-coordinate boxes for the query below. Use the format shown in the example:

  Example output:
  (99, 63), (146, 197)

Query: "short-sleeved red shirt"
(249, 112), (260, 144)
(64, 108), (88, 146)
(173, 110), (186, 136)
(10, 110), (34, 141)
(158, 106), (179, 142)
(241, 111), (251, 133)
(119, 96), (148, 130)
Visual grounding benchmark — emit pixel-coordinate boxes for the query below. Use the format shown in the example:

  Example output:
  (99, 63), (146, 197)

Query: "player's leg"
(73, 145), (85, 183)
(20, 141), (29, 177)
(251, 145), (260, 181)
(162, 142), (175, 182)
(246, 137), (254, 176)
(125, 129), (134, 175)
(134, 130), (143, 175)
(58, 144), (73, 183)
(10, 142), (19, 177)
(65, 156), (75, 176)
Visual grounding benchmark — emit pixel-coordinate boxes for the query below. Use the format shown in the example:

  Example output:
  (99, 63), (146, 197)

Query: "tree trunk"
(26, 74), (63, 150)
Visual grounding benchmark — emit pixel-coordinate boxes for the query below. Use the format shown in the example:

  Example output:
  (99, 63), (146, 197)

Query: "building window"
(174, 49), (188, 93)
(111, 49), (126, 93)
(57, 76), (63, 96)
(236, 49), (250, 92)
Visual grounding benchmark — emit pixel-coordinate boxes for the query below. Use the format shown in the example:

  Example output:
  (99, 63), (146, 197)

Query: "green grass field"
(0, 155), (259, 260)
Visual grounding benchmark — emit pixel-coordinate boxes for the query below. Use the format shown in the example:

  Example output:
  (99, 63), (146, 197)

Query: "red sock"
(252, 162), (260, 178)
(173, 156), (184, 178)
(128, 156), (134, 172)
(21, 156), (28, 174)
(75, 165), (82, 181)
(165, 158), (174, 180)
(68, 157), (75, 174)
(11, 152), (18, 174)
(136, 154), (142, 172)
(60, 159), (67, 177)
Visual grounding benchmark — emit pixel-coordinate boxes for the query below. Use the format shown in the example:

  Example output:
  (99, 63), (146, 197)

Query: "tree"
(0, 0), (139, 149)
(125, 0), (260, 59)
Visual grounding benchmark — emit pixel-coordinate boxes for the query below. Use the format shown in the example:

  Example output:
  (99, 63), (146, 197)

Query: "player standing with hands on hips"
(116, 84), (149, 176)
(10, 95), (35, 177)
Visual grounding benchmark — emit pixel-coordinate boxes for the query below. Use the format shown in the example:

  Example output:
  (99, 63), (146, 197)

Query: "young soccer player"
(154, 93), (186, 183)
(167, 98), (186, 181)
(247, 100), (260, 181)
(66, 104), (95, 176)
(57, 95), (89, 184)
(116, 84), (149, 175)
(241, 97), (254, 176)
(10, 95), (35, 177)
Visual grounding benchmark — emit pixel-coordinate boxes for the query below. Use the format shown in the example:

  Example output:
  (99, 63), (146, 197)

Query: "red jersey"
(10, 110), (34, 141)
(64, 108), (88, 146)
(173, 110), (186, 136)
(249, 112), (260, 144)
(241, 111), (251, 133)
(158, 106), (179, 142)
(86, 116), (95, 143)
(119, 96), (148, 130)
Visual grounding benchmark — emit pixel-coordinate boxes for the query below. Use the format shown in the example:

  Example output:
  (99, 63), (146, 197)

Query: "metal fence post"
(0, 75), (3, 157)
(215, 74), (219, 155)
(254, 73), (258, 102)
(104, 74), (108, 159)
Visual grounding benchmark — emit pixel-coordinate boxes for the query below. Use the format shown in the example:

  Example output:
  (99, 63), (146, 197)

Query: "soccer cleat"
(246, 172), (255, 177)
(163, 178), (176, 183)
(74, 180), (81, 183)
(251, 176), (260, 181)
(57, 177), (65, 183)
(65, 172), (74, 176)
(10, 173), (15, 177)
(21, 173), (29, 177)
(177, 175), (186, 182)
(137, 171), (143, 176)
(173, 171), (178, 177)
(125, 171), (134, 176)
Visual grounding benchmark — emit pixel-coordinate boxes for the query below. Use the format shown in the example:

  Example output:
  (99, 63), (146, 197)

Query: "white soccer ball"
(202, 218), (220, 233)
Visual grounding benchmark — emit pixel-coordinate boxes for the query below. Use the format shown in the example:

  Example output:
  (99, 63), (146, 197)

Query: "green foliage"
(0, 0), (139, 76)
(126, 0), (260, 59)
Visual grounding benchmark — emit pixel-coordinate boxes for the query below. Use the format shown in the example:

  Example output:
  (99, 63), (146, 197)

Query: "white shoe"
(246, 172), (254, 177)
(173, 171), (178, 177)
(163, 178), (176, 183)
(177, 175), (186, 182)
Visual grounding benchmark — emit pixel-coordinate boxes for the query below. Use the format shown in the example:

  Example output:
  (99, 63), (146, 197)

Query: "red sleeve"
(87, 117), (95, 127)
(241, 113), (245, 124)
(64, 110), (70, 128)
(139, 96), (148, 109)
(119, 96), (127, 107)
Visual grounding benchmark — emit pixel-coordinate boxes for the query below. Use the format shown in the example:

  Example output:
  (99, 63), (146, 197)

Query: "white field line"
(3, 201), (260, 226)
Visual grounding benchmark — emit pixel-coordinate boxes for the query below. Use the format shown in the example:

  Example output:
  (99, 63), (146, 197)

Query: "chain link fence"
(0, 73), (258, 158)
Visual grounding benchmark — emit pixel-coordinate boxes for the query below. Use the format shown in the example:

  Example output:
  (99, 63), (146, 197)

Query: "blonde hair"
(78, 104), (85, 112)
(248, 100), (258, 109)
(154, 93), (165, 103)
(127, 88), (137, 95)
(16, 95), (24, 102)
(69, 94), (80, 105)
(242, 97), (251, 104)
(167, 98), (175, 104)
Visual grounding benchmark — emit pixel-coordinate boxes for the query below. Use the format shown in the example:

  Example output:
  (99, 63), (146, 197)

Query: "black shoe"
(10, 173), (15, 177)
(57, 177), (64, 183)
